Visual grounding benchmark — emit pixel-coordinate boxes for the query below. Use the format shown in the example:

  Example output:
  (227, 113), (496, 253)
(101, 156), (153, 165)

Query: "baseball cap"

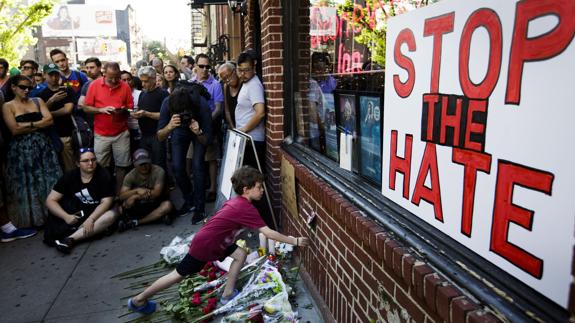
(133, 148), (152, 166)
(43, 63), (60, 74)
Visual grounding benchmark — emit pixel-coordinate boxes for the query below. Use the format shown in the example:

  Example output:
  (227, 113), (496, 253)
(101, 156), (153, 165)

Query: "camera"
(180, 112), (193, 128)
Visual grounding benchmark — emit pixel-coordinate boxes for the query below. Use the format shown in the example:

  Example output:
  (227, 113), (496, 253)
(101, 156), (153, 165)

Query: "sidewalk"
(0, 213), (322, 322)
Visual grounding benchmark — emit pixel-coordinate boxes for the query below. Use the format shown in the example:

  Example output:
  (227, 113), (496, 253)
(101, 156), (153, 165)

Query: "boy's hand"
(296, 237), (310, 247)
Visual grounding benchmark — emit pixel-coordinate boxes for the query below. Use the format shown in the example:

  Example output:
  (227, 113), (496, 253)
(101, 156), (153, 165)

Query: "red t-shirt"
(84, 77), (134, 136)
(189, 196), (267, 261)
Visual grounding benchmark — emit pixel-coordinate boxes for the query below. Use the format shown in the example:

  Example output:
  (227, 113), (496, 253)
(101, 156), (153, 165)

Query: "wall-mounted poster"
(323, 93), (338, 161)
(336, 93), (358, 171)
(359, 95), (382, 185)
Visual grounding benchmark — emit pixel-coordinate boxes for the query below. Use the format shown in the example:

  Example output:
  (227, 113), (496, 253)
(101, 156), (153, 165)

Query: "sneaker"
(118, 219), (138, 233)
(55, 237), (75, 254)
(191, 212), (205, 225)
(162, 214), (173, 225)
(0, 228), (37, 242)
(178, 206), (196, 217)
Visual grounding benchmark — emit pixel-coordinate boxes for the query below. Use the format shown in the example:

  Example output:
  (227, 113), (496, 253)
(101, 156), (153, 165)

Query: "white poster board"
(384, 0), (575, 307)
(219, 131), (246, 199)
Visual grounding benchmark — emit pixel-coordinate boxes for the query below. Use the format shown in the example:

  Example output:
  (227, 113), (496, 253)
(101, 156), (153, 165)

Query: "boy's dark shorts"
(176, 244), (238, 276)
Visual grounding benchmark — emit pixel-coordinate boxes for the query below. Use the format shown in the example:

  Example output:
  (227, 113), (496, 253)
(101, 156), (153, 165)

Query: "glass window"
(294, 0), (435, 186)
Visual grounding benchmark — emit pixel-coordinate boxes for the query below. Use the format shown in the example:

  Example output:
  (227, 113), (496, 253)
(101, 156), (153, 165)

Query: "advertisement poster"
(384, 0), (575, 307)
(42, 5), (117, 37)
(324, 93), (338, 161)
(359, 95), (382, 185)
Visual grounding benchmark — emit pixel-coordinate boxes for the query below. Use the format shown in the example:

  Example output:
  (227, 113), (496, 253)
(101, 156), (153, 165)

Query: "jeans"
(139, 134), (167, 172)
(171, 131), (206, 213)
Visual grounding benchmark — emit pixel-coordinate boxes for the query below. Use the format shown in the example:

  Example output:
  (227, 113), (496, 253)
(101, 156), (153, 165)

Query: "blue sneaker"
(1, 228), (37, 243)
(219, 289), (239, 306)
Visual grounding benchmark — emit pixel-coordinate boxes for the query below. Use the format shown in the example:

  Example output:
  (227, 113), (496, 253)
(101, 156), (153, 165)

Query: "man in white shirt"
(235, 52), (266, 170)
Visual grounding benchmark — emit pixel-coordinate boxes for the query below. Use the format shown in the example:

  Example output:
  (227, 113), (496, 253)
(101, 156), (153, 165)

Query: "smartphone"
(58, 86), (67, 92)
(74, 210), (85, 219)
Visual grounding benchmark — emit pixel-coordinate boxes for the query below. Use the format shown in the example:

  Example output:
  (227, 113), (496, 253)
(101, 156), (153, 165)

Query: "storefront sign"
(383, 0), (575, 307)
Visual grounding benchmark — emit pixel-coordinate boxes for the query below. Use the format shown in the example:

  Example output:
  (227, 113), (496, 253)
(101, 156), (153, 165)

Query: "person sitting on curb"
(44, 147), (118, 254)
(127, 166), (310, 314)
(117, 148), (173, 231)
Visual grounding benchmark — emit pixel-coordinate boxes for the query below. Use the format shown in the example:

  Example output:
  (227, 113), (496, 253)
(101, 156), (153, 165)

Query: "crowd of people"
(0, 49), (269, 254)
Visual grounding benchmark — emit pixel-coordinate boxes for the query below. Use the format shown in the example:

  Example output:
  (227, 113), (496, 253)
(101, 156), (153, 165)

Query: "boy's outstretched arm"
(259, 226), (310, 247)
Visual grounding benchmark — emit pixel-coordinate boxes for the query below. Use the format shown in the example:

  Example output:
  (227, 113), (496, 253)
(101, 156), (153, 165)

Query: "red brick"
(384, 240), (400, 270)
(352, 309), (370, 323)
(451, 296), (480, 323)
(372, 263), (395, 296)
(355, 244), (372, 266)
(402, 255), (416, 286)
(395, 287), (425, 323)
(392, 247), (408, 279)
(413, 264), (434, 299)
(375, 233), (387, 259)
(467, 310), (501, 323)
(436, 285), (462, 322)
(424, 273), (444, 312)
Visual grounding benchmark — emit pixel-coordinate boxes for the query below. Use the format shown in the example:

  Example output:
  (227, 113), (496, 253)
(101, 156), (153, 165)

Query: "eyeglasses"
(197, 64), (210, 69)
(237, 67), (253, 74)
(79, 147), (94, 154)
(17, 85), (33, 91)
(21, 66), (34, 70)
(79, 158), (97, 164)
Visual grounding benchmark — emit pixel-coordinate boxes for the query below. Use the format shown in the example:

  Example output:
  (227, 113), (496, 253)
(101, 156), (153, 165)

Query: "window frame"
(280, 1), (568, 321)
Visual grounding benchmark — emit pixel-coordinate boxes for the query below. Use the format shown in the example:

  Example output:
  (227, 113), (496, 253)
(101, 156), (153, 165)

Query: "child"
(128, 166), (309, 314)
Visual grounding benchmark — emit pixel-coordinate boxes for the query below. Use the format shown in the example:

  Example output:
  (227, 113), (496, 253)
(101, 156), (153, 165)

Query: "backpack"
(70, 115), (93, 150)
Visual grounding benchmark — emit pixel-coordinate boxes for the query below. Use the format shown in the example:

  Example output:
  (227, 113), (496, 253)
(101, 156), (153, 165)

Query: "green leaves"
(0, 0), (57, 67)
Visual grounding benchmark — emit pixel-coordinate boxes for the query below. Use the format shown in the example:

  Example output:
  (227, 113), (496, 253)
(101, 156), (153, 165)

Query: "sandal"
(128, 298), (157, 314)
(220, 289), (239, 305)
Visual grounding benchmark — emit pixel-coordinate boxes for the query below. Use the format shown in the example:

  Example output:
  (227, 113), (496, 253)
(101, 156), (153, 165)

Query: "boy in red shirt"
(128, 166), (309, 314)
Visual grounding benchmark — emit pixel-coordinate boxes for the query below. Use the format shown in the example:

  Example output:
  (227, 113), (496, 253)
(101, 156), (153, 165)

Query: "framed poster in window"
(358, 94), (383, 186)
(323, 93), (338, 161)
(335, 92), (359, 171)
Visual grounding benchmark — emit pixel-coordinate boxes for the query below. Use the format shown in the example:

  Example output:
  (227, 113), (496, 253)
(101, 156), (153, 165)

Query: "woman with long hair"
(1, 75), (62, 227)
(162, 64), (180, 93)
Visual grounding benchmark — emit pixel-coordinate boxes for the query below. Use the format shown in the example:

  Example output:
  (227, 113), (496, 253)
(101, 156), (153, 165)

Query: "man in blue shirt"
(194, 53), (224, 201)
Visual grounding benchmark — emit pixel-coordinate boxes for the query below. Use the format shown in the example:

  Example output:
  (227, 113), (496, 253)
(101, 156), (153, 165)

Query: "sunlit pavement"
(0, 198), (322, 322)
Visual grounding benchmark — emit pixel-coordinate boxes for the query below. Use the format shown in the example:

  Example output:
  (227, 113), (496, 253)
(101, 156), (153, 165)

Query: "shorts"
(94, 130), (131, 167)
(176, 244), (238, 276)
(204, 141), (220, 161)
(124, 200), (163, 219)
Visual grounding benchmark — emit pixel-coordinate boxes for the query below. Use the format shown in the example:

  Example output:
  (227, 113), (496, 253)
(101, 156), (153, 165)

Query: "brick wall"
(259, 0), (284, 216)
(280, 152), (502, 323)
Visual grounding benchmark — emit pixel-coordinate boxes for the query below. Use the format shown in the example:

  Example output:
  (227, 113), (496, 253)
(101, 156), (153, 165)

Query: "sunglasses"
(17, 85), (34, 91)
(197, 64), (210, 69)
(21, 66), (34, 70)
(79, 147), (94, 154)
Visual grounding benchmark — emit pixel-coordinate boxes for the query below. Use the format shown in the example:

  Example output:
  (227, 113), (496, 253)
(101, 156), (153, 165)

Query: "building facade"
(204, 0), (575, 321)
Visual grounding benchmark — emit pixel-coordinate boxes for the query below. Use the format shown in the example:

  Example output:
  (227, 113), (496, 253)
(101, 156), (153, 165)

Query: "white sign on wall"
(383, 0), (575, 307)
(42, 5), (117, 37)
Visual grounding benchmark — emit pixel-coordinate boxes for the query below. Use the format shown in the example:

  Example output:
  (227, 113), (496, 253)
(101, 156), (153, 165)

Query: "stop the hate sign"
(383, 0), (575, 307)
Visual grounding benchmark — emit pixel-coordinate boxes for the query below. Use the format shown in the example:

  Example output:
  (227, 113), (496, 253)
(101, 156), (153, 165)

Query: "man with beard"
(117, 149), (173, 231)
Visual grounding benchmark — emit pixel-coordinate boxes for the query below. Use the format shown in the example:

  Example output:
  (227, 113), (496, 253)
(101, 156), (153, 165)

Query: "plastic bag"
(159, 234), (195, 265)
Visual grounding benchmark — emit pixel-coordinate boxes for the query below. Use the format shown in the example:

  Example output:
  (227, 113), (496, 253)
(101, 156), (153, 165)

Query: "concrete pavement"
(0, 212), (322, 322)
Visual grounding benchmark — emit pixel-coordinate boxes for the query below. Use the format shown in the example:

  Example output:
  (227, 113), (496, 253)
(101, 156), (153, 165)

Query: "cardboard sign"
(281, 156), (298, 217)
(384, 0), (575, 307)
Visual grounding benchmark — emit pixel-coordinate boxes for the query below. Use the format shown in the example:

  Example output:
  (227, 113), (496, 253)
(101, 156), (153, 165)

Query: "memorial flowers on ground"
(117, 236), (301, 322)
